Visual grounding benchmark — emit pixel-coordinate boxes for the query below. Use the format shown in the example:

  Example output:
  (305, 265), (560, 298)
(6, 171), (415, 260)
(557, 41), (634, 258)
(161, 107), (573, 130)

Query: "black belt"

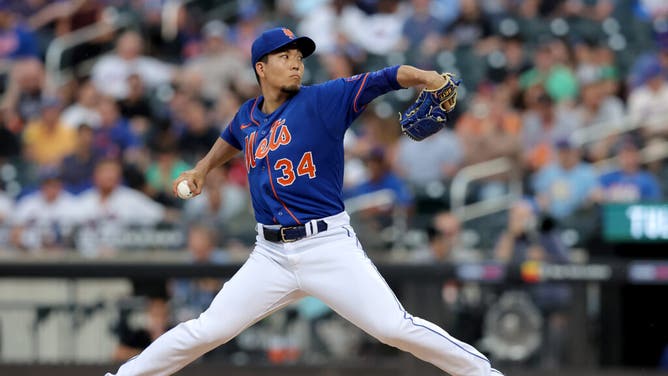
(262, 220), (328, 243)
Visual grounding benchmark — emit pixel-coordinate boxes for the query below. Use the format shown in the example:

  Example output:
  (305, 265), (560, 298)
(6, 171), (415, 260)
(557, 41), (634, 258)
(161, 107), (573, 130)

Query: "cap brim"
(270, 36), (316, 59)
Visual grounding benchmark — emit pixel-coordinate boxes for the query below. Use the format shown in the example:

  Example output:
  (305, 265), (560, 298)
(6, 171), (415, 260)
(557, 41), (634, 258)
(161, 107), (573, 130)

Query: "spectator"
(60, 123), (99, 194)
(74, 159), (165, 257)
(10, 169), (78, 251)
(91, 30), (175, 99)
(61, 79), (102, 129)
(598, 137), (662, 202)
(344, 147), (413, 251)
(145, 138), (190, 207)
(93, 97), (141, 161)
(494, 200), (569, 265)
(456, 87), (522, 199)
(522, 92), (581, 171)
(443, 0), (497, 53)
(1, 58), (45, 124)
(628, 53), (663, 89)
(118, 73), (153, 144)
(493, 199), (571, 369)
(171, 225), (230, 322)
(574, 72), (626, 162)
(319, 52), (356, 82)
(183, 166), (248, 227)
(573, 40), (599, 88)
(456, 88), (522, 166)
(349, 109), (403, 165)
(0, 4), (38, 62)
(174, 68), (205, 103)
(22, 97), (76, 168)
(575, 72), (625, 130)
(114, 296), (172, 362)
(344, 147), (413, 208)
(117, 73), (154, 122)
(520, 44), (579, 103)
(227, 3), (267, 60)
(592, 45), (621, 98)
(398, 0), (445, 68)
(487, 35), (531, 84)
(627, 57), (668, 140)
(178, 99), (219, 164)
(213, 89), (243, 131)
(411, 211), (478, 263)
(532, 138), (599, 220)
(394, 126), (463, 187)
(184, 20), (252, 102)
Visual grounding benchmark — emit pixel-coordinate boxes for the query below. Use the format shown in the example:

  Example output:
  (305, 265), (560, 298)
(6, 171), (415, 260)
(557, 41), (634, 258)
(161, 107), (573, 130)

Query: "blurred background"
(0, 0), (667, 375)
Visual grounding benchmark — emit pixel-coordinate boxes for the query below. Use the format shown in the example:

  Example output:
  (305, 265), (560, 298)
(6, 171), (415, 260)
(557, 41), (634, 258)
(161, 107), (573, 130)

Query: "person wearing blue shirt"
(93, 97), (140, 160)
(343, 147), (413, 207)
(599, 138), (662, 202)
(0, 5), (38, 60)
(106, 27), (503, 376)
(532, 138), (599, 220)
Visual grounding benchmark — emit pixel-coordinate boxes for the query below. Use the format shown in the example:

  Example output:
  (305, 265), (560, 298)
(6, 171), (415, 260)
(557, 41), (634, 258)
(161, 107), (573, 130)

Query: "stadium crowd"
(1, 0), (666, 258)
(0, 0), (667, 369)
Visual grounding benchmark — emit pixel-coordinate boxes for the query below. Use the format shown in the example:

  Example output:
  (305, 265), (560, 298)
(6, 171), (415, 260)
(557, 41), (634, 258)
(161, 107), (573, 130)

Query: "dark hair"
(77, 123), (93, 133)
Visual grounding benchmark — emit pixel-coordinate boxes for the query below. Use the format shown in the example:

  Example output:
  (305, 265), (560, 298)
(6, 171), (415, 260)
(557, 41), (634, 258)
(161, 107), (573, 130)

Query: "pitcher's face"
(257, 48), (304, 94)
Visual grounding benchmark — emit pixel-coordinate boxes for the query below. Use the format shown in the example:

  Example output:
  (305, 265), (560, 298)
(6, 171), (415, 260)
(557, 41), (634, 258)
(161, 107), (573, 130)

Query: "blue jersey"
(221, 66), (402, 225)
(599, 170), (662, 202)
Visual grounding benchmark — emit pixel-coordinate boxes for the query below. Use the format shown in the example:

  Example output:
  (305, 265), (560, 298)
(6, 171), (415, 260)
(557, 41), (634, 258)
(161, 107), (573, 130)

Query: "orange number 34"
(274, 152), (316, 186)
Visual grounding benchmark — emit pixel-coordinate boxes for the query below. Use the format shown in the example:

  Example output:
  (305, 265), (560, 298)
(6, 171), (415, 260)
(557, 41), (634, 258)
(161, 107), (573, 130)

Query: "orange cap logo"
(282, 28), (295, 39)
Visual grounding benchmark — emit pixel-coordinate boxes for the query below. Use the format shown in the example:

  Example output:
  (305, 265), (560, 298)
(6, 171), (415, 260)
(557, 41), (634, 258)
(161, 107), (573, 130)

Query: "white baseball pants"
(106, 212), (502, 376)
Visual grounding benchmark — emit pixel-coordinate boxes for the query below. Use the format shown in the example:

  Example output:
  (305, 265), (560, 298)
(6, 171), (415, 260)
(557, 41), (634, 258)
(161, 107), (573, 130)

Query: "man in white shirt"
(74, 159), (165, 256)
(91, 31), (175, 99)
(60, 79), (102, 129)
(10, 170), (78, 251)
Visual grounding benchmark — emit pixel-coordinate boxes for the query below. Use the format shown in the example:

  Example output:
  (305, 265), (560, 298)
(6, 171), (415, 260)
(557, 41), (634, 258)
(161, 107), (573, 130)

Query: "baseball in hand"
(177, 180), (193, 199)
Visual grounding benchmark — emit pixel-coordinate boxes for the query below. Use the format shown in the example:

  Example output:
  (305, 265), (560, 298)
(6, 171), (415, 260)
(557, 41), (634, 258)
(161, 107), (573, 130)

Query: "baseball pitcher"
(106, 27), (504, 376)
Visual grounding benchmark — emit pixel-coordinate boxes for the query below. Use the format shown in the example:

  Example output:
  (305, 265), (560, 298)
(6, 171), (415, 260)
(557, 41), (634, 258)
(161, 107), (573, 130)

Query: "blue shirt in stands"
(343, 172), (413, 207)
(599, 170), (662, 202)
(532, 162), (598, 219)
(0, 24), (38, 59)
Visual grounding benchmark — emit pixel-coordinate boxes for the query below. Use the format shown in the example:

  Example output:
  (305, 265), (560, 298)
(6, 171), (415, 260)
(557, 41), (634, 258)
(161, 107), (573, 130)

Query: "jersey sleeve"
(220, 114), (243, 151)
(314, 65), (403, 135)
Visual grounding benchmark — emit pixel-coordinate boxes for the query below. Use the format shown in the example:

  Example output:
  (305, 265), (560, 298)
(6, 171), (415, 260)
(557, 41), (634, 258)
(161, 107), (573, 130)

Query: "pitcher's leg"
(106, 251), (304, 376)
(299, 235), (495, 376)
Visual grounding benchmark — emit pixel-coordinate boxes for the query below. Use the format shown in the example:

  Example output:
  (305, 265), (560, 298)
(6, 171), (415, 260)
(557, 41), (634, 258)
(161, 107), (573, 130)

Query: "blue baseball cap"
(554, 137), (575, 150)
(251, 27), (316, 67)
